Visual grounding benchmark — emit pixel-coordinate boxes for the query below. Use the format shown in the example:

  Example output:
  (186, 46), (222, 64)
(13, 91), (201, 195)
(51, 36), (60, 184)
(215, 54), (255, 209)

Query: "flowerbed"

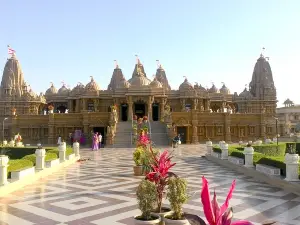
(213, 145), (300, 178)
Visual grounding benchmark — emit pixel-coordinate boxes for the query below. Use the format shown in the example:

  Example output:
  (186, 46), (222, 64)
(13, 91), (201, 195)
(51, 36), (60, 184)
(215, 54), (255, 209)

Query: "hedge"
(47, 147), (73, 158)
(22, 152), (58, 165)
(7, 159), (34, 178)
(0, 147), (56, 159)
(212, 146), (300, 178)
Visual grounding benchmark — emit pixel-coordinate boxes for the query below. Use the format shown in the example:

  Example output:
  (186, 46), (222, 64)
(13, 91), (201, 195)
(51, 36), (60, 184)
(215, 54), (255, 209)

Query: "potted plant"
(146, 150), (176, 221)
(143, 116), (148, 123)
(165, 177), (189, 224)
(133, 147), (144, 176)
(134, 180), (161, 225)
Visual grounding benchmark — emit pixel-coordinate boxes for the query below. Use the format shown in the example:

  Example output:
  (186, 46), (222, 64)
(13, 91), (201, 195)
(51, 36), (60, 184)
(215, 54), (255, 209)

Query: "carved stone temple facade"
(0, 52), (277, 145)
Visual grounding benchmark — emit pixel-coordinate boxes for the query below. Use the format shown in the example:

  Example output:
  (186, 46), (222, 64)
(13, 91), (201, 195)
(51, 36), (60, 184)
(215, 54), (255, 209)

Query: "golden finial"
(50, 82), (54, 87)
(90, 76), (94, 81)
(156, 60), (160, 68)
(183, 76), (187, 81)
(61, 81), (65, 86)
(135, 54), (140, 64)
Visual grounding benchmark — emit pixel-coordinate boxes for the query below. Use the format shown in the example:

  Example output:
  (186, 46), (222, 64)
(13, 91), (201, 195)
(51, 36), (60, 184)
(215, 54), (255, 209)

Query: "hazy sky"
(1, 1), (300, 106)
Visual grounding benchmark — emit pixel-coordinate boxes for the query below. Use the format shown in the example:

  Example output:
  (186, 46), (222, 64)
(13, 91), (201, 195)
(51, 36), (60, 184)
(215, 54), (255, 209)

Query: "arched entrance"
(152, 103), (159, 121)
(121, 103), (128, 121)
(134, 100), (146, 119)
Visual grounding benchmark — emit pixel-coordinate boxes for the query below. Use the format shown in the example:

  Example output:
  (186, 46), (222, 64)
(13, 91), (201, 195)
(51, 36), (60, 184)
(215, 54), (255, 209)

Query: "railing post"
(285, 153), (299, 181)
(243, 146), (254, 168)
(206, 141), (212, 155)
(0, 155), (9, 185)
(73, 141), (80, 157)
(35, 148), (46, 170)
(59, 142), (66, 163)
(221, 143), (228, 160)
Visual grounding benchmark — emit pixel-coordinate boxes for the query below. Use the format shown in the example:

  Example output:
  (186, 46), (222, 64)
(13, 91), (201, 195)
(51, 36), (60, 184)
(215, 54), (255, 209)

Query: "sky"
(0, 0), (300, 107)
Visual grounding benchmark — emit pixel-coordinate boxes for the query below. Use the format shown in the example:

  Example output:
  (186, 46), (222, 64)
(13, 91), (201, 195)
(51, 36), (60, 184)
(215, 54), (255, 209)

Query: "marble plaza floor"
(0, 145), (300, 225)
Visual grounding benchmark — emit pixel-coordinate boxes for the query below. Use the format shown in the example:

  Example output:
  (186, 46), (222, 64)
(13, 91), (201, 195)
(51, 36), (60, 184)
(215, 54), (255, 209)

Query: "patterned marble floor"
(0, 145), (300, 225)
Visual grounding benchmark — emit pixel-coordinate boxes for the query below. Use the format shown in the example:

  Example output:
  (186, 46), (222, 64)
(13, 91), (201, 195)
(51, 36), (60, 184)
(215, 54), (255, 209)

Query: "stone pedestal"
(221, 143), (228, 160)
(219, 141), (225, 149)
(73, 142), (80, 157)
(59, 142), (66, 163)
(0, 155), (9, 185)
(35, 148), (46, 170)
(244, 146), (254, 168)
(285, 153), (299, 181)
(206, 141), (212, 155)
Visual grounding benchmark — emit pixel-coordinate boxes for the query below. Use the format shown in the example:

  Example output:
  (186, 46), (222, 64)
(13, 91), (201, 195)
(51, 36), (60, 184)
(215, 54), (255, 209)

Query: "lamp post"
(2, 117), (8, 144)
(274, 117), (279, 149)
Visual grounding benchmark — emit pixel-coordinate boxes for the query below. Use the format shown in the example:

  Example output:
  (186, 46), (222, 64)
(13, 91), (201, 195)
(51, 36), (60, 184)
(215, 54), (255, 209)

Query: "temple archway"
(57, 105), (67, 113)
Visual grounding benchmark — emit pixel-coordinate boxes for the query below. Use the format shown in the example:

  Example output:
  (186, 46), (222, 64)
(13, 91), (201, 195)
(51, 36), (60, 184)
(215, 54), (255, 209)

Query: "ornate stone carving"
(180, 99), (186, 112)
(176, 117), (189, 126)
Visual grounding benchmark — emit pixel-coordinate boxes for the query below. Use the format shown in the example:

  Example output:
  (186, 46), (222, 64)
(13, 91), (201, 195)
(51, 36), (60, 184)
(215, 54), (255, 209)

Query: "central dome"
(129, 76), (151, 87)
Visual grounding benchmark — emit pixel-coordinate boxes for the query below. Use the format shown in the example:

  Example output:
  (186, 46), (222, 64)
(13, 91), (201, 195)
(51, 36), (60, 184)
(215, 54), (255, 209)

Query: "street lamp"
(274, 117), (279, 149)
(2, 117), (8, 144)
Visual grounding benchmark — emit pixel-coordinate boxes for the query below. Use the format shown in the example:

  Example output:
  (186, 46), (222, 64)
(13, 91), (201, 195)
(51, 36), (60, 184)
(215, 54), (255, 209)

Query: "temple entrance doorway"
(121, 104), (128, 121)
(176, 126), (187, 144)
(92, 127), (106, 146)
(152, 103), (159, 121)
(57, 105), (67, 113)
(134, 103), (145, 119)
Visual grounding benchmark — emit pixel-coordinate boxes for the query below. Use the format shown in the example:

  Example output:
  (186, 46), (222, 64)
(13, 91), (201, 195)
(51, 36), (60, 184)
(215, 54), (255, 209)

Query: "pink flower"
(201, 176), (254, 225)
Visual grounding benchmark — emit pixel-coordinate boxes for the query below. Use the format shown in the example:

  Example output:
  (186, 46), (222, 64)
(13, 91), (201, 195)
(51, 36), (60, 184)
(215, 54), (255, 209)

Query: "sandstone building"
(0, 51), (277, 145)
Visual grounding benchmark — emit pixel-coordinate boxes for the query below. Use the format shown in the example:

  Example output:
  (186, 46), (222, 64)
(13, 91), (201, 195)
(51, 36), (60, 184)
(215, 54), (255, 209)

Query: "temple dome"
(71, 83), (85, 95)
(150, 77), (163, 88)
(45, 83), (57, 96)
(129, 76), (151, 87)
(179, 78), (193, 90)
(58, 84), (70, 96)
(220, 84), (230, 95)
(209, 84), (218, 93)
(85, 76), (100, 91)
(239, 88), (252, 99)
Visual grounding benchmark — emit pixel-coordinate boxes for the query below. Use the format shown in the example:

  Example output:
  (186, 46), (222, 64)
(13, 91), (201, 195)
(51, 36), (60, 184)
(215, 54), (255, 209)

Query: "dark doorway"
(93, 127), (106, 146)
(135, 103), (145, 119)
(152, 103), (159, 121)
(177, 126), (187, 144)
(57, 105), (67, 113)
(121, 104), (128, 121)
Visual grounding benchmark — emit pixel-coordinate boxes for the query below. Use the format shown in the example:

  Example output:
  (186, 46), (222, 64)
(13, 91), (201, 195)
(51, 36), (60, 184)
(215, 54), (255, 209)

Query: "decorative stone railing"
(220, 143), (228, 160)
(206, 141), (212, 155)
(0, 142), (80, 186)
(256, 164), (281, 176)
(243, 146), (254, 168)
(228, 156), (244, 165)
(285, 153), (300, 181)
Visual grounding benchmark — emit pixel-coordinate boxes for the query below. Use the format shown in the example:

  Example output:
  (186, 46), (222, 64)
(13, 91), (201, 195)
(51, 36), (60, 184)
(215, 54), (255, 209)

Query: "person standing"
(98, 133), (102, 148)
(57, 135), (62, 145)
(92, 132), (99, 151)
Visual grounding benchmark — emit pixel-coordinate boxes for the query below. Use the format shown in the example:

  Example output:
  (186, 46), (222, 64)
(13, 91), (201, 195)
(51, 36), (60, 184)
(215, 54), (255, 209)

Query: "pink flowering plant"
(146, 149), (176, 213)
(199, 176), (254, 225)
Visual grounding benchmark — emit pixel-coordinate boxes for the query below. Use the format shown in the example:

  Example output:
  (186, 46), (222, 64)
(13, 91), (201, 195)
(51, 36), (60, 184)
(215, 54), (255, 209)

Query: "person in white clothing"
(98, 133), (102, 148)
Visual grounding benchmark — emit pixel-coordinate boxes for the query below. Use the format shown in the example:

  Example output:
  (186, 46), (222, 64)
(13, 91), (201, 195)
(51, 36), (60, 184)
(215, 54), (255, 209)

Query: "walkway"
(0, 145), (299, 225)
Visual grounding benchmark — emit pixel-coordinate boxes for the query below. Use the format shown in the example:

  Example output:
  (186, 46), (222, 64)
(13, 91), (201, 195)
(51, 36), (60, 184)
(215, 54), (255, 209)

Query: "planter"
(164, 216), (189, 225)
(151, 207), (172, 224)
(134, 215), (161, 225)
(133, 165), (143, 176)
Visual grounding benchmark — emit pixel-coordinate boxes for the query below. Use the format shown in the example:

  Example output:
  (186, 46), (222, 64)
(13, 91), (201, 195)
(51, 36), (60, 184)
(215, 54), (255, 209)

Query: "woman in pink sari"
(92, 132), (99, 151)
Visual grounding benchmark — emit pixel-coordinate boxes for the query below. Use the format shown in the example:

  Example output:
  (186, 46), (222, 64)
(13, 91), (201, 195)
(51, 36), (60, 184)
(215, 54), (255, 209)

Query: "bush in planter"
(166, 177), (189, 220)
(252, 143), (286, 157)
(7, 159), (33, 178)
(136, 180), (159, 221)
(133, 147), (143, 166)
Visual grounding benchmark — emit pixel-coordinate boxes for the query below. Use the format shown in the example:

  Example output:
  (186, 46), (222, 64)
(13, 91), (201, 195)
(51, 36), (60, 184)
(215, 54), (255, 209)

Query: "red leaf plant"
(146, 149), (176, 213)
(137, 132), (150, 148)
(201, 176), (254, 225)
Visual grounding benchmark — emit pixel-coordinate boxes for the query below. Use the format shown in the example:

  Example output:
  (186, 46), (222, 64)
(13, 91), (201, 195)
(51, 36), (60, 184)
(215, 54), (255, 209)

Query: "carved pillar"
(75, 99), (80, 112)
(260, 113), (266, 139)
(180, 99), (186, 112)
(48, 113), (55, 145)
(148, 96), (154, 121)
(192, 122), (199, 144)
(187, 126), (190, 143)
(206, 99), (211, 111)
(127, 96), (133, 121)
(160, 98), (167, 121)
(81, 99), (87, 112)
(193, 99), (198, 110)
(68, 100), (73, 113)
(224, 113), (231, 142)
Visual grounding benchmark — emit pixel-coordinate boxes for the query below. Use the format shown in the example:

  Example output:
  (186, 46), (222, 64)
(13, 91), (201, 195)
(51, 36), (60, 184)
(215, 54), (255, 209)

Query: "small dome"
(239, 88), (253, 99)
(85, 76), (100, 91)
(150, 77), (163, 88)
(284, 98), (293, 105)
(28, 88), (37, 98)
(129, 76), (151, 87)
(58, 84), (70, 96)
(45, 83), (57, 96)
(209, 84), (218, 93)
(179, 78), (193, 90)
(220, 84), (230, 95)
(71, 83), (85, 95)
(116, 78), (130, 88)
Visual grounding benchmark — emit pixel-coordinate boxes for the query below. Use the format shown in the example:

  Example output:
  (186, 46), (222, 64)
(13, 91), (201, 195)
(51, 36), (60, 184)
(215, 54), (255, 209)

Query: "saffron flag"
(7, 45), (16, 54)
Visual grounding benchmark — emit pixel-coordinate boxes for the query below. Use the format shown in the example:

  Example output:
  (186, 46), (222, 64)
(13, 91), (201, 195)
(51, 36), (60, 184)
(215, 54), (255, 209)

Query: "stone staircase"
(149, 121), (170, 147)
(113, 121), (133, 148)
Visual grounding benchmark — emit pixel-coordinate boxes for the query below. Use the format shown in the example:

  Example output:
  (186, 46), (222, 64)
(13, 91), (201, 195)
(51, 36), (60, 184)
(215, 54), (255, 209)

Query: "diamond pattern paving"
(0, 145), (299, 225)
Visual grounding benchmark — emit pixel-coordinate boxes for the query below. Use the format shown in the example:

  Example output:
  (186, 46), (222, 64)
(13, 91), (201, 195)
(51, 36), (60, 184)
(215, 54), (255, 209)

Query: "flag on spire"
(7, 45), (16, 55)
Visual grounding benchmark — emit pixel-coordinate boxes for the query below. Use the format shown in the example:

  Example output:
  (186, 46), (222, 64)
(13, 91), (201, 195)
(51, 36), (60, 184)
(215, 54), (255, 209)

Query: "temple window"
(87, 102), (94, 112)
(185, 104), (191, 112)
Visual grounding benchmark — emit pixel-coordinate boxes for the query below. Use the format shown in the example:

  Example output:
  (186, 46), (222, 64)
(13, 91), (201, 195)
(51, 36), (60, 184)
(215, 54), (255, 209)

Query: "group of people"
(92, 132), (103, 151)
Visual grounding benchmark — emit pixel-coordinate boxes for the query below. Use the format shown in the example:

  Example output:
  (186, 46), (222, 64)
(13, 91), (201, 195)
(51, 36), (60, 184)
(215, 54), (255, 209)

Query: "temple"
(0, 51), (277, 145)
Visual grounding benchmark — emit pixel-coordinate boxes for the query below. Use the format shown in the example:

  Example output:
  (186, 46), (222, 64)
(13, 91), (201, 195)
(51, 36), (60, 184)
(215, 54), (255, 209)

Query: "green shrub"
(133, 147), (143, 166)
(47, 149), (59, 157)
(7, 159), (34, 178)
(22, 154), (36, 165)
(46, 147), (73, 157)
(66, 147), (73, 156)
(0, 147), (56, 160)
(45, 152), (58, 161)
(252, 143), (286, 157)
(212, 146), (221, 153)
